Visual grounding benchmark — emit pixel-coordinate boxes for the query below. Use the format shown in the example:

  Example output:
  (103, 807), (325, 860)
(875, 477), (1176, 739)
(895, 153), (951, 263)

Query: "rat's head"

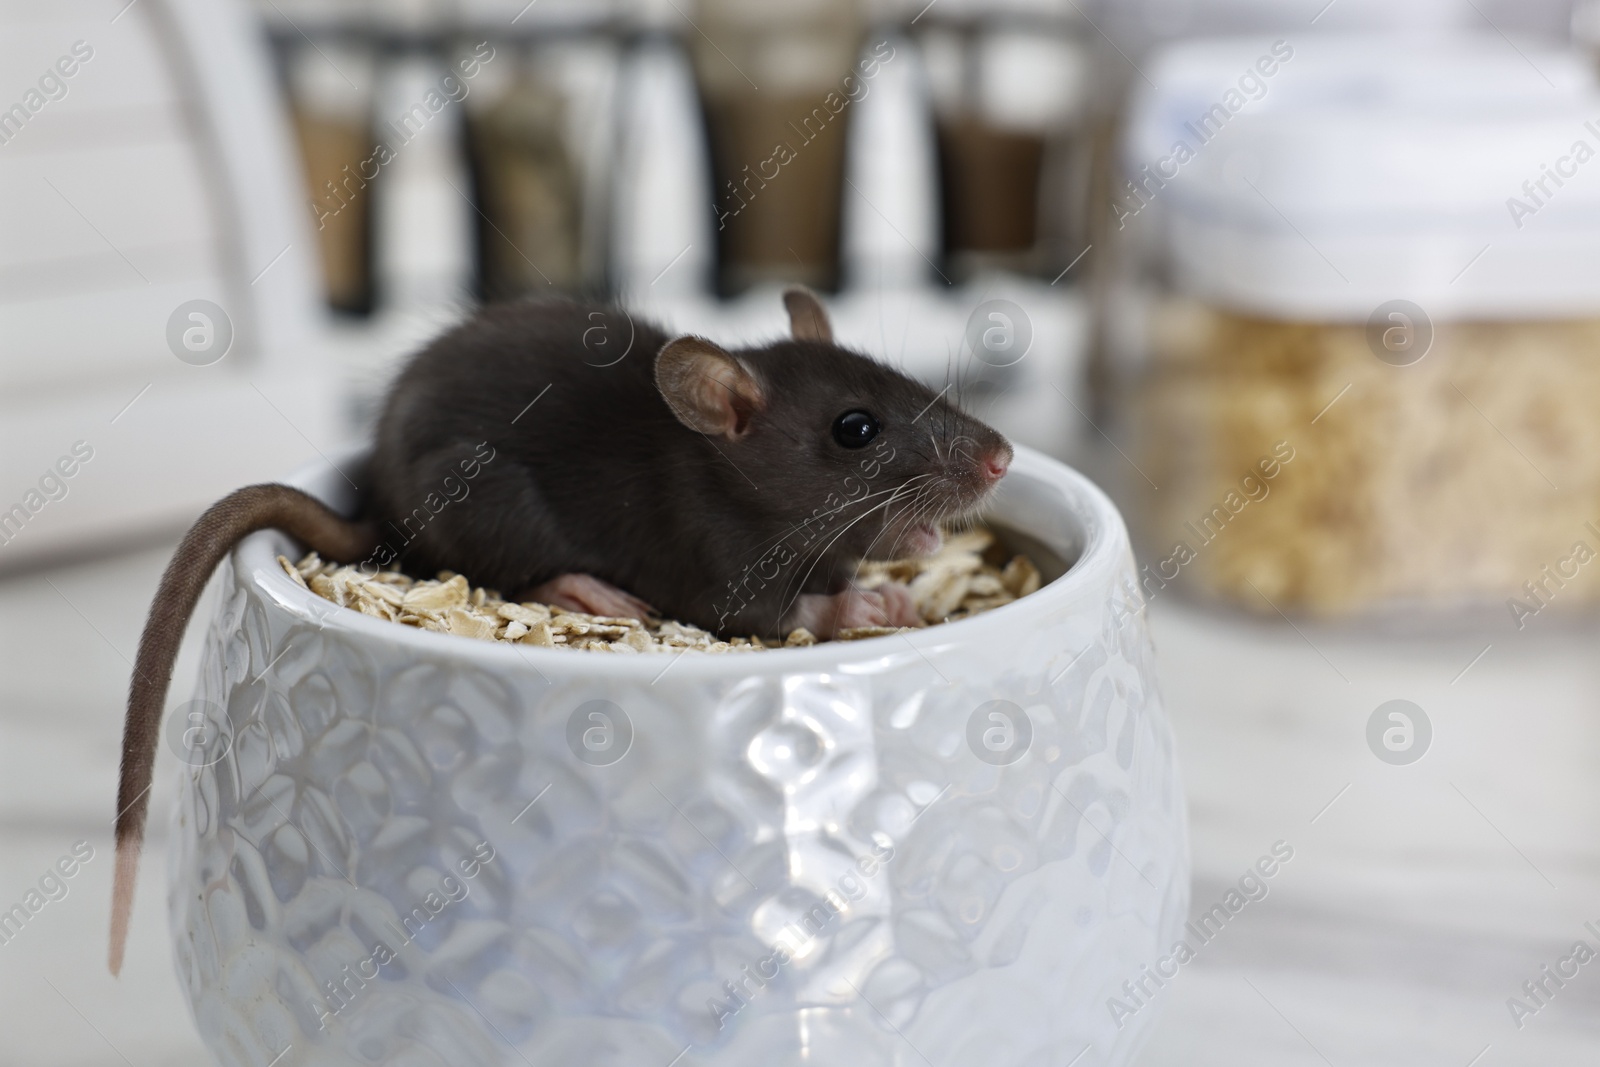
(654, 287), (1012, 562)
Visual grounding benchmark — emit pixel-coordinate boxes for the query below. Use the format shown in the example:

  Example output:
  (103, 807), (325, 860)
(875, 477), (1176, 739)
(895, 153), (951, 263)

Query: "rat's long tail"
(111, 484), (378, 976)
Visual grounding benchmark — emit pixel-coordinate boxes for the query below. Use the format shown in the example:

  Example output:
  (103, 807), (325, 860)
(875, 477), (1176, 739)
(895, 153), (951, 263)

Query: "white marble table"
(1, 545), (1596, 1065)
(1134, 600), (1600, 1066)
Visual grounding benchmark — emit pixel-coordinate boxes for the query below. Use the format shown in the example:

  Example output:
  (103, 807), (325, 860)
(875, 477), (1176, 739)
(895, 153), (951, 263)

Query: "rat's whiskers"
(774, 474), (934, 618)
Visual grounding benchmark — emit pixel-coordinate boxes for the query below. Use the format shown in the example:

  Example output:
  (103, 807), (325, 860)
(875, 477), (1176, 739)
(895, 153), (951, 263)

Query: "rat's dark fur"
(372, 297), (1009, 636)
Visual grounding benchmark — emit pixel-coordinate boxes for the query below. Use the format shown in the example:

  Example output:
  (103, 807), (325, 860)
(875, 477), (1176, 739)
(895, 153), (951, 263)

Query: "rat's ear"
(783, 286), (833, 344)
(655, 335), (765, 439)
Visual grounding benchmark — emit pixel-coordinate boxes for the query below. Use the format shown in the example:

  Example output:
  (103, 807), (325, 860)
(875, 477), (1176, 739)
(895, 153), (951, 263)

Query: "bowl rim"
(233, 445), (1128, 678)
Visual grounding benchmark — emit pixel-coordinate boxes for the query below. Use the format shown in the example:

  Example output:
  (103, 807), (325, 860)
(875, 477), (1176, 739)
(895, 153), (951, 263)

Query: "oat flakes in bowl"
(280, 528), (1042, 653)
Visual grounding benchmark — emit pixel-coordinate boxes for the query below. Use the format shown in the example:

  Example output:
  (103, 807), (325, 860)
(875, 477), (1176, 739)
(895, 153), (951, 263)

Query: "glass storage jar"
(1107, 35), (1600, 623)
(1078, 0), (1480, 419)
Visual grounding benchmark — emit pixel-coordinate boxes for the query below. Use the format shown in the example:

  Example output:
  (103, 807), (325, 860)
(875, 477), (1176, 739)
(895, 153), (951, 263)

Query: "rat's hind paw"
(526, 574), (653, 622)
(787, 583), (924, 639)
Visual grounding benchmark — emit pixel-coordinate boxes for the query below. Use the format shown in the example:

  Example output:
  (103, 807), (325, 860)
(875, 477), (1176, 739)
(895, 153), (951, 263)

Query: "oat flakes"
(283, 527), (1041, 653)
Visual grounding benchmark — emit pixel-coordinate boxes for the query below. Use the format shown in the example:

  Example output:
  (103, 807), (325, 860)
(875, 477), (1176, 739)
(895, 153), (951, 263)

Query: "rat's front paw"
(867, 582), (922, 628)
(788, 583), (924, 638)
(525, 573), (653, 622)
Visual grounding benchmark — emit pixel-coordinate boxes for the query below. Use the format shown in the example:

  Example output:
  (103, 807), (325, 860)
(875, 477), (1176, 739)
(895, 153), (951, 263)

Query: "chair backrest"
(0, 0), (341, 570)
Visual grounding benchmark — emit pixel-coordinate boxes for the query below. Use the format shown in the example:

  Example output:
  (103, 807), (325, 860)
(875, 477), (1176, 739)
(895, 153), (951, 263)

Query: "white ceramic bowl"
(168, 445), (1189, 1067)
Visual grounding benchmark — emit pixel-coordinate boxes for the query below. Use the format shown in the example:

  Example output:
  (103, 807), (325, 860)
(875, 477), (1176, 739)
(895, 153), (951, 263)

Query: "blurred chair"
(0, 0), (342, 570)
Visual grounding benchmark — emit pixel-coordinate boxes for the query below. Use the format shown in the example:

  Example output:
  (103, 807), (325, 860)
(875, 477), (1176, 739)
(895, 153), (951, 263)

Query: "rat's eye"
(832, 410), (880, 449)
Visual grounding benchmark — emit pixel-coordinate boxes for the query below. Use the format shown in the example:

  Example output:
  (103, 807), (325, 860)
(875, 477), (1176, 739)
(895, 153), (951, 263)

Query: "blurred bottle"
(465, 44), (586, 300)
(286, 42), (377, 314)
(918, 7), (1089, 281)
(690, 0), (864, 294)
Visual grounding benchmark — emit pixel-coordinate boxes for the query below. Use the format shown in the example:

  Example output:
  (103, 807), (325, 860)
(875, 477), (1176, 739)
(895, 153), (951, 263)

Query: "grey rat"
(109, 287), (1011, 974)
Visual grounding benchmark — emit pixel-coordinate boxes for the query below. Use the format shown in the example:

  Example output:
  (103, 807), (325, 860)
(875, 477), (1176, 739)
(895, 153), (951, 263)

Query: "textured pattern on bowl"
(168, 447), (1189, 1067)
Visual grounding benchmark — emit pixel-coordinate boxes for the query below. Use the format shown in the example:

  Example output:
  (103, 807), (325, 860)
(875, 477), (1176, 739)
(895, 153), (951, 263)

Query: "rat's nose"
(981, 448), (1011, 483)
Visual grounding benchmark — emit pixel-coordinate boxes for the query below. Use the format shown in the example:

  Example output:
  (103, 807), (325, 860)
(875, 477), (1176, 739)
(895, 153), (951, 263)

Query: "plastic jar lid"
(1124, 35), (1597, 169)
(1126, 35), (1600, 319)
